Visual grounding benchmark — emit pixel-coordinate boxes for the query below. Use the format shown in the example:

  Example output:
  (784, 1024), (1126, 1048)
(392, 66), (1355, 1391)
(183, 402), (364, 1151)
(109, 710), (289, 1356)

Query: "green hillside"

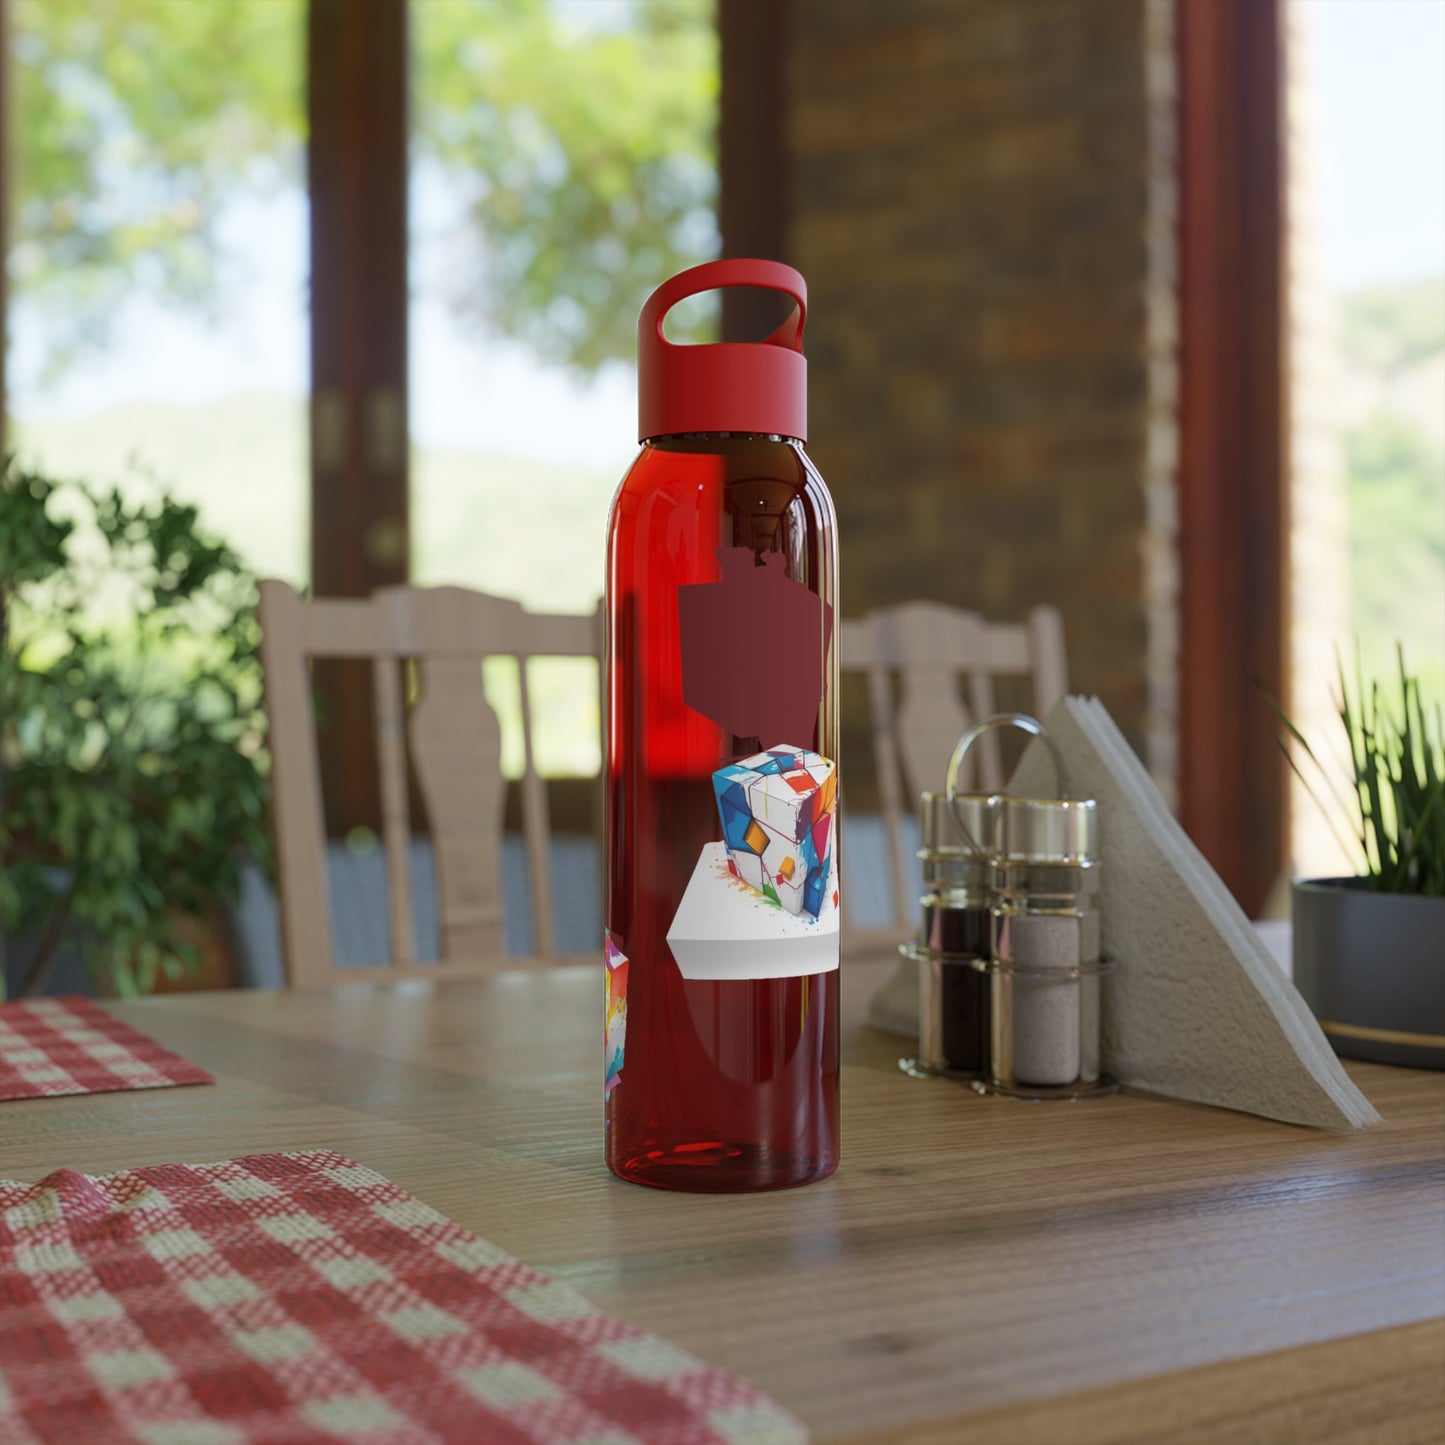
(13, 392), (624, 605)
(1338, 277), (1445, 696)
(1341, 276), (1445, 376)
(14, 393), (310, 582)
(14, 395), (619, 776)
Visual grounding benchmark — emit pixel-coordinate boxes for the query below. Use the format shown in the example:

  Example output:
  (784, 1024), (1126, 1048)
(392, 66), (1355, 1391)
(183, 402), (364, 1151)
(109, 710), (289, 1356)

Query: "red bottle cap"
(638, 259), (807, 443)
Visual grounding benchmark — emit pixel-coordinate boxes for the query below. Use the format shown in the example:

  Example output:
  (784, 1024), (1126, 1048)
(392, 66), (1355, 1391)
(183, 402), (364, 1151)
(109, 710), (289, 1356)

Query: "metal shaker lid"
(995, 796), (1098, 863)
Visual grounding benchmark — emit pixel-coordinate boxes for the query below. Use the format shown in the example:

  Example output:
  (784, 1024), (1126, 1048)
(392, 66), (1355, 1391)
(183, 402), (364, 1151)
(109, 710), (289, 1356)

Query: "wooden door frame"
(1176, 0), (1290, 916)
(307, 0), (410, 833)
(718, 0), (791, 340)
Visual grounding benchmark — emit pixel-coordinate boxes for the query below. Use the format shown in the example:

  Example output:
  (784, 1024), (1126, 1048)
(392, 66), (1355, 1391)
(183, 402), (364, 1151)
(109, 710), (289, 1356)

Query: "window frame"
(1176, 0), (1291, 914)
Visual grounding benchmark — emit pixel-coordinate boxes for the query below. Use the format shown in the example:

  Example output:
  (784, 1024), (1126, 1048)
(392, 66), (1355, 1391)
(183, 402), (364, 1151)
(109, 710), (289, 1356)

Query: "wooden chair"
(258, 580), (603, 987)
(838, 601), (1069, 942)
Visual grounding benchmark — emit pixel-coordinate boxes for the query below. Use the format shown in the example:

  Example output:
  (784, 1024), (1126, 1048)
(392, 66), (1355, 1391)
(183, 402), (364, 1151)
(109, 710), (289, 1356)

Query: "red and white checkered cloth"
(0, 997), (212, 1102)
(0, 1151), (806, 1445)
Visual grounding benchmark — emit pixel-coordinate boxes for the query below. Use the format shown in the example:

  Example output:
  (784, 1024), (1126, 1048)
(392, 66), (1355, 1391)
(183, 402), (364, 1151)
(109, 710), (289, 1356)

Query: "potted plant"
(1276, 655), (1444, 1069)
(0, 459), (271, 998)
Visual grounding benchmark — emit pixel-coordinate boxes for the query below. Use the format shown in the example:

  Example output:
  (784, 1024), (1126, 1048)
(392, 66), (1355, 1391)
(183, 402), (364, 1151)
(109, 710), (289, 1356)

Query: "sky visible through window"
(1298, 0), (1444, 684)
(1303, 0), (1445, 290)
(9, 180), (637, 472)
(1288, 0), (1445, 877)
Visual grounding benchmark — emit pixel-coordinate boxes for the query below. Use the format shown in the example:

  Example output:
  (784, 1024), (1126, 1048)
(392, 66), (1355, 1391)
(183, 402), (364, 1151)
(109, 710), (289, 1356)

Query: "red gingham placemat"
(0, 1150), (807, 1445)
(0, 997), (212, 1102)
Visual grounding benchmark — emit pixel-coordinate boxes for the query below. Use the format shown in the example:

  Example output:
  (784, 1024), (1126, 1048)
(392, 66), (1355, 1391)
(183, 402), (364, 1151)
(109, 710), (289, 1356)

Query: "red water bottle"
(604, 259), (840, 1192)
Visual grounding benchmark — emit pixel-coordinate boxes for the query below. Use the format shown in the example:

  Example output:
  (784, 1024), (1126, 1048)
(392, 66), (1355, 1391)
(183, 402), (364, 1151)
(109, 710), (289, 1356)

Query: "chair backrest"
(838, 601), (1068, 936)
(258, 580), (603, 987)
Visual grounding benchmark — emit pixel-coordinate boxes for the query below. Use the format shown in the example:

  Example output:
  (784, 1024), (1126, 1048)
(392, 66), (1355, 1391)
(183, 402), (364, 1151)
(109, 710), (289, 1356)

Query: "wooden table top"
(2, 960), (1442, 1443)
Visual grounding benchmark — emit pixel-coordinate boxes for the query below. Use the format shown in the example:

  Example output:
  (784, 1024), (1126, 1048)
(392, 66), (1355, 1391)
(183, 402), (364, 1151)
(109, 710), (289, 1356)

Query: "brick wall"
(787, 0), (1175, 779)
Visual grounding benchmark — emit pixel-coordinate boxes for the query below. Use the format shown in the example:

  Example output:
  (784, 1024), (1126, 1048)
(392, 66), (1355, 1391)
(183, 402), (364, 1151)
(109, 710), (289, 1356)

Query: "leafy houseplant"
(0, 459), (271, 998)
(1275, 655), (1444, 1068)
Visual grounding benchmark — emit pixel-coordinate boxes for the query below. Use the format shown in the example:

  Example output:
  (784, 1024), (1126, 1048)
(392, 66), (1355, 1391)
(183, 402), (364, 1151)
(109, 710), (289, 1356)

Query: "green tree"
(414, 0), (717, 368)
(11, 0), (305, 379)
(12, 0), (717, 382)
(1337, 279), (1445, 700)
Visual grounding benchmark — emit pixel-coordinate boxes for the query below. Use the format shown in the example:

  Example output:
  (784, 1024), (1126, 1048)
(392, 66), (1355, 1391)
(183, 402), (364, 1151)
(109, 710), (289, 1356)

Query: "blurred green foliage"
(1338, 281), (1445, 703)
(416, 0), (718, 368)
(1340, 277), (1445, 374)
(11, 0), (304, 380)
(13, 0), (716, 380)
(0, 460), (271, 997)
(1346, 413), (1445, 666)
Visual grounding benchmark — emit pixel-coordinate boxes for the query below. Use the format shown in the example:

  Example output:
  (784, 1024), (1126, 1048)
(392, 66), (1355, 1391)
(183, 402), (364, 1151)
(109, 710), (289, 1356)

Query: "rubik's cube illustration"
(712, 746), (837, 920)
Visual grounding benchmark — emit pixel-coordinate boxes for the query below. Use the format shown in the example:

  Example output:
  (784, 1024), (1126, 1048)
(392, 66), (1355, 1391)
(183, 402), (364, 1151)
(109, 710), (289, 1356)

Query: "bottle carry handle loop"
(639, 258), (807, 355)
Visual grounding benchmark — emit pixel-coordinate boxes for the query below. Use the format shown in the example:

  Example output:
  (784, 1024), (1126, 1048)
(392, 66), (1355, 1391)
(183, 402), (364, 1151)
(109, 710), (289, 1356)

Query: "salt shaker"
(984, 794), (1115, 1099)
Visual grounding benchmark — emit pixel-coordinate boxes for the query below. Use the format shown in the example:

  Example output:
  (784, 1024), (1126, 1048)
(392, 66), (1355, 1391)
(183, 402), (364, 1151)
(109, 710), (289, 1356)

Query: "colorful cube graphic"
(712, 745), (837, 920)
(605, 932), (628, 1098)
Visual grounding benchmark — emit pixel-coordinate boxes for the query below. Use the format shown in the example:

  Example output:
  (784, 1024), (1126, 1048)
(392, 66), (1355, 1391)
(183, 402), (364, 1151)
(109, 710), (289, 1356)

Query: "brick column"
(789, 0), (1169, 771)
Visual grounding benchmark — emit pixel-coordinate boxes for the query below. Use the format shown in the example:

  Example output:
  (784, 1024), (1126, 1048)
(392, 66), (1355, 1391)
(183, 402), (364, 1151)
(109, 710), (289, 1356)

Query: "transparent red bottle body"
(605, 433), (840, 1192)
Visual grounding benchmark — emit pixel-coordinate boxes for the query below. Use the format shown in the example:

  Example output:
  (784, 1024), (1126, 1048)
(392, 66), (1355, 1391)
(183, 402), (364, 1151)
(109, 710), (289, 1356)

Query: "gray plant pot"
(1292, 878), (1445, 1070)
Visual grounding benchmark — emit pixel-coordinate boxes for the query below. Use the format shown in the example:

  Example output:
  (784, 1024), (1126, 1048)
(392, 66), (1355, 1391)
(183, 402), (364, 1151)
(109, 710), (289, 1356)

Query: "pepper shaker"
(899, 792), (995, 1079)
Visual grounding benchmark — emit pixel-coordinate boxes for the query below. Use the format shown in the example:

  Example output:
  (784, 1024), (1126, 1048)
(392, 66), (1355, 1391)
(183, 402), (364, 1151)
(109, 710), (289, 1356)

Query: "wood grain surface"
(846, 1320), (1445, 1445)
(2, 959), (1441, 1443)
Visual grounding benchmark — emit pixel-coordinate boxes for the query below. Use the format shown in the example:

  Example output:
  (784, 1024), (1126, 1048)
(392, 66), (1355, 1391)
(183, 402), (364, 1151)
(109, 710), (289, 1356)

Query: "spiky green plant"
(1269, 649), (1444, 896)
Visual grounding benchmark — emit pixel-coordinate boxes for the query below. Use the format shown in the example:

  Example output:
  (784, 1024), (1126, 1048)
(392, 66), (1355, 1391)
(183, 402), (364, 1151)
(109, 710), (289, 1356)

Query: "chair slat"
(258, 581), (335, 988)
(296, 595), (386, 658)
(967, 671), (1003, 790)
(372, 653), (415, 967)
(838, 600), (1071, 950)
(521, 610), (603, 658)
(865, 640), (911, 931)
(409, 656), (507, 962)
(1029, 605), (1069, 713)
(896, 668), (973, 800)
(516, 656), (556, 957)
